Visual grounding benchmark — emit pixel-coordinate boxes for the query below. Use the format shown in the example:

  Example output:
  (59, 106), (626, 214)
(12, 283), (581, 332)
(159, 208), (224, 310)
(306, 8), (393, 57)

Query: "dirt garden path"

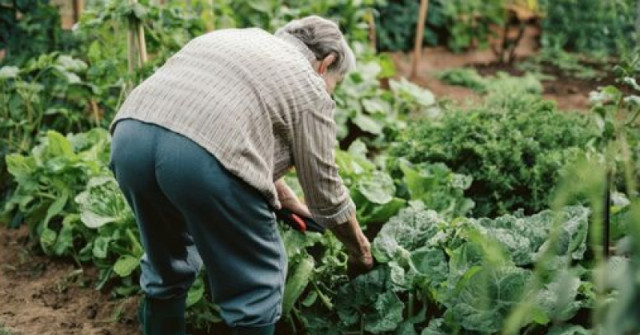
(391, 25), (615, 111)
(0, 225), (139, 335)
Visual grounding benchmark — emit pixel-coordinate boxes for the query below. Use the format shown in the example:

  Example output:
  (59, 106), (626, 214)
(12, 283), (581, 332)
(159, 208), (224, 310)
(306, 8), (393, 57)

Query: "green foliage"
(517, 49), (606, 80)
(0, 54), (100, 156)
(375, 0), (506, 52)
(336, 140), (473, 223)
(334, 59), (437, 148)
(4, 1), (640, 334)
(540, 0), (638, 57)
(213, 0), (382, 44)
(391, 88), (597, 217)
(0, 324), (16, 335)
(0, 0), (77, 65)
(436, 67), (489, 92)
(2, 129), (110, 241)
(1, 129), (144, 294)
(299, 203), (592, 334)
(437, 68), (543, 95)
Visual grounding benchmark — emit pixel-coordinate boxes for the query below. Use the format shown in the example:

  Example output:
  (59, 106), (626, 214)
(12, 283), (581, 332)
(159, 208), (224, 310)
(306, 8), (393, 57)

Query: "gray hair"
(276, 15), (356, 75)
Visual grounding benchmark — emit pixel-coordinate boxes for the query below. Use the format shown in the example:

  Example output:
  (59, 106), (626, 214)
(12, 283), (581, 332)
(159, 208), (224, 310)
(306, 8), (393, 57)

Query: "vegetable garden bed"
(1, 1), (640, 335)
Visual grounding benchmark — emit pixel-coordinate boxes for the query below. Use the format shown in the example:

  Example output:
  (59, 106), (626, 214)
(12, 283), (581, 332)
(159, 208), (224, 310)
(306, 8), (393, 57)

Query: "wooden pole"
(367, 10), (376, 51)
(127, 0), (147, 70)
(411, 0), (429, 79)
(127, 17), (136, 75)
(137, 20), (148, 65)
(72, 0), (84, 23)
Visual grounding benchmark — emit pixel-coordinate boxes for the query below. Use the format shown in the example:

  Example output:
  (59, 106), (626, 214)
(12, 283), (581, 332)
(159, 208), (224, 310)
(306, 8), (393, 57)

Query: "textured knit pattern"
(110, 28), (355, 227)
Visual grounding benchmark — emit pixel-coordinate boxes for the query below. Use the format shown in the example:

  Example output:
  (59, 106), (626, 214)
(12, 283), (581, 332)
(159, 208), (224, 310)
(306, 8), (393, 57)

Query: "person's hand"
(330, 214), (374, 278)
(280, 194), (312, 218)
(275, 179), (312, 218)
(347, 241), (374, 279)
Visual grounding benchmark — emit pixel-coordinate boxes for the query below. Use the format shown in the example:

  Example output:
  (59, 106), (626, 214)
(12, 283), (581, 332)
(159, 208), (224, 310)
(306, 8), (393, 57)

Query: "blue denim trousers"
(109, 119), (287, 329)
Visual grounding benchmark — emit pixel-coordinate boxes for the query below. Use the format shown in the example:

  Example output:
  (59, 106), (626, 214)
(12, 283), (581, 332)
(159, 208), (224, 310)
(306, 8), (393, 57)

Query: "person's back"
(113, 27), (332, 208)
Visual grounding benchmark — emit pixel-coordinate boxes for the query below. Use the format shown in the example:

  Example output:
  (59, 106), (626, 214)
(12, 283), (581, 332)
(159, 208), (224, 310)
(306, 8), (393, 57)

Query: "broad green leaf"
(113, 255), (140, 277)
(372, 203), (441, 263)
(55, 55), (87, 72)
(282, 256), (314, 316)
(536, 269), (582, 322)
(410, 246), (448, 287)
(42, 190), (69, 229)
(390, 78), (436, 107)
(623, 77), (640, 92)
(186, 277), (206, 308)
(365, 291), (404, 334)
(6, 154), (36, 184)
(0, 66), (19, 79)
(93, 236), (111, 259)
(80, 211), (118, 229)
(363, 197), (406, 223)
(45, 131), (75, 159)
(362, 98), (391, 114)
(52, 215), (79, 256)
(40, 227), (57, 254)
(445, 266), (532, 333)
(357, 171), (395, 204)
(376, 54), (396, 79)
(547, 325), (591, 335)
(353, 112), (383, 134)
(420, 318), (449, 335)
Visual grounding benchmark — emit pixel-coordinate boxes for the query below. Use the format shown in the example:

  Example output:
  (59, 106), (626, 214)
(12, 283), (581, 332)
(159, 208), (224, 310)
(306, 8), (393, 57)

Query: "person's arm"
(290, 97), (372, 273)
(275, 179), (372, 274)
(330, 214), (373, 277)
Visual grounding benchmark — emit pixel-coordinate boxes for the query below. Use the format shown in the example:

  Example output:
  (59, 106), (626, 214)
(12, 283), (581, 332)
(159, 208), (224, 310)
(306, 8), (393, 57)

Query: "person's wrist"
(349, 237), (371, 260)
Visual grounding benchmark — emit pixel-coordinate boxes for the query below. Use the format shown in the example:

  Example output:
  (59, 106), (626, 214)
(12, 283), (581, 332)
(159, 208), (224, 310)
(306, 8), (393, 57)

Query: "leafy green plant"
(2, 129), (110, 241)
(436, 67), (489, 92)
(391, 86), (597, 217)
(296, 202), (592, 334)
(0, 54), (99, 155)
(0, 0), (77, 66)
(375, 0), (506, 53)
(0, 324), (16, 335)
(1, 128), (143, 295)
(336, 140), (473, 223)
(436, 67), (543, 95)
(334, 59), (437, 148)
(540, 0), (638, 57)
(517, 49), (606, 80)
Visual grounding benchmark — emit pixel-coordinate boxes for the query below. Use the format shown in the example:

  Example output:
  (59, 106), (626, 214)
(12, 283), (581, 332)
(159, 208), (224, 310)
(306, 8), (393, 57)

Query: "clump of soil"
(0, 225), (139, 335)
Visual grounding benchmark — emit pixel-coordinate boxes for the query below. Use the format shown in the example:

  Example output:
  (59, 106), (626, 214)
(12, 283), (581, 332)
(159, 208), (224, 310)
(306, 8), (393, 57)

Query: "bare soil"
(0, 225), (140, 335)
(474, 61), (620, 111)
(390, 24), (615, 111)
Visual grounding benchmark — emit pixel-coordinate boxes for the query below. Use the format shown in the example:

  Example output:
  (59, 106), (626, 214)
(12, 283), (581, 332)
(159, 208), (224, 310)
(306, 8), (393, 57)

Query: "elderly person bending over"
(108, 16), (373, 335)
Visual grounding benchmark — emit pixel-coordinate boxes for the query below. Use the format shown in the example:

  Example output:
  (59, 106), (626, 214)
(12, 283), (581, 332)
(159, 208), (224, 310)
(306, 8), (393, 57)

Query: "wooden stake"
(411, 0), (429, 80)
(367, 10), (376, 51)
(127, 0), (147, 71)
(137, 21), (148, 65)
(127, 17), (136, 75)
(72, 0), (84, 23)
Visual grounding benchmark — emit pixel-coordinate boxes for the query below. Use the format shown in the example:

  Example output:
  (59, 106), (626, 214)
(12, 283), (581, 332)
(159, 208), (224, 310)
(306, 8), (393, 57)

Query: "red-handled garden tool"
(275, 209), (326, 233)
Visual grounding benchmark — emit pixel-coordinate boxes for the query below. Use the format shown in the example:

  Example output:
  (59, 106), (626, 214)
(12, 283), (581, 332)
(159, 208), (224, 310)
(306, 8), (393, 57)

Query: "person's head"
(276, 15), (356, 93)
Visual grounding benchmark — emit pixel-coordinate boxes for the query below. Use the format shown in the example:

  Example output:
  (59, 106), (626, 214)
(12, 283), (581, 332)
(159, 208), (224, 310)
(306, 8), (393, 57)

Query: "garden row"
(1, 1), (640, 334)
